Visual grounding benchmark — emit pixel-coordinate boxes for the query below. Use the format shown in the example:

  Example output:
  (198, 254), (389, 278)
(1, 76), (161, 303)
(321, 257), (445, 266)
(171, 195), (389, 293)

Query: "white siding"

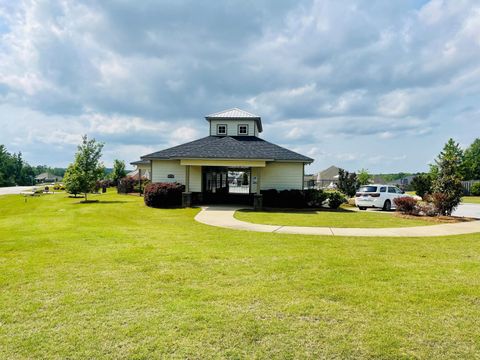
(136, 164), (150, 172)
(151, 160), (185, 184)
(209, 120), (257, 136)
(260, 162), (304, 190)
(189, 166), (202, 192)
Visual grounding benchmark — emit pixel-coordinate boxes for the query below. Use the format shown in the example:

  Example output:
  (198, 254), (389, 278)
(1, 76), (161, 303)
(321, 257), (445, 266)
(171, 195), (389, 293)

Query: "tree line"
(0, 145), (65, 187)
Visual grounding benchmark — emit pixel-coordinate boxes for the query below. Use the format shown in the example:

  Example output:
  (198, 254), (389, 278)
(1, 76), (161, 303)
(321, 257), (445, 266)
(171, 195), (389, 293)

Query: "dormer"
(206, 108), (263, 137)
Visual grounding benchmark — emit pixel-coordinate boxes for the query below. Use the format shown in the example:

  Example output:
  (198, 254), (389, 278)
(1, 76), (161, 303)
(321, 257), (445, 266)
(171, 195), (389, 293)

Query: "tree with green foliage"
(431, 138), (464, 215)
(63, 163), (83, 197)
(111, 159), (127, 185)
(462, 138), (480, 180)
(411, 173), (432, 199)
(337, 168), (359, 197)
(357, 168), (371, 185)
(64, 135), (104, 201)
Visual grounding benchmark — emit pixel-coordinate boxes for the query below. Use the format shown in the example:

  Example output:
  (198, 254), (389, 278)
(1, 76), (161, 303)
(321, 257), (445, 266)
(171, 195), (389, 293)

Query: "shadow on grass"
(72, 200), (130, 205)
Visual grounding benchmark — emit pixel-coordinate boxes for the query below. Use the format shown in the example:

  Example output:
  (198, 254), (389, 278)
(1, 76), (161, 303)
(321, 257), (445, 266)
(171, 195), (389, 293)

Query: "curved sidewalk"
(194, 206), (480, 237)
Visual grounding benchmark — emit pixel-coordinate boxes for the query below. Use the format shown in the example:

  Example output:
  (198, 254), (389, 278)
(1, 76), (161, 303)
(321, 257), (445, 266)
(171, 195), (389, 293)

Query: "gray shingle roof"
(130, 160), (150, 166)
(141, 136), (313, 163)
(205, 108), (263, 132)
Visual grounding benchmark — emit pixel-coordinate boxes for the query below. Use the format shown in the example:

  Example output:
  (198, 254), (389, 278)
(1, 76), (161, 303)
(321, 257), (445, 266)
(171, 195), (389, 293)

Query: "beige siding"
(209, 120), (257, 136)
(151, 160), (185, 184)
(189, 166), (202, 192)
(260, 162), (304, 190)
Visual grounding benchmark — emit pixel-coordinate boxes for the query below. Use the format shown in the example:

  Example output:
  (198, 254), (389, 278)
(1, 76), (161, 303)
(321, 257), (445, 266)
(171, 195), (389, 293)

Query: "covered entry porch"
(180, 159), (265, 208)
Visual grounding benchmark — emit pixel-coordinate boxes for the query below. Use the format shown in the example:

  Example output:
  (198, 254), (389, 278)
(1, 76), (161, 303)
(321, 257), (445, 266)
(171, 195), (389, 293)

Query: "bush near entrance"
(394, 197), (418, 215)
(144, 182), (185, 208)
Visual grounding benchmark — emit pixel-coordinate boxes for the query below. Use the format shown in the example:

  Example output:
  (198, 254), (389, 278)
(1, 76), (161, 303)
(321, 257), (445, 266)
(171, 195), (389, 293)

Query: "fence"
(462, 180), (480, 195)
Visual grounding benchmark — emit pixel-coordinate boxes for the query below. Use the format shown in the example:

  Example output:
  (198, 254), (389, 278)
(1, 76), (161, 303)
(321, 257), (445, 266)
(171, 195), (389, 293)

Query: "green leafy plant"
(470, 182), (480, 196)
(144, 182), (185, 208)
(337, 168), (359, 197)
(327, 191), (346, 209)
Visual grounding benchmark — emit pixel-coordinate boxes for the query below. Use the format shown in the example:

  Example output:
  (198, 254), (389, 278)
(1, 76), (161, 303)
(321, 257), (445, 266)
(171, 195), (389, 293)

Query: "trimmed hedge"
(261, 189), (328, 208)
(393, 196), (418, 215)
(144, 182), (185, 208)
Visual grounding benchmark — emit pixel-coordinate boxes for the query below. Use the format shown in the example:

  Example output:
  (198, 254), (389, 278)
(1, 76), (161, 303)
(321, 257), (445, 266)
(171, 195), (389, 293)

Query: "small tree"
(431, 138), (464, 215)
(337, 168), (359, 197)
(63, 163), (83, 197)
(64, 135), (104, 201)
(111, 159), (127, 185)
(357, 168), (371, 185)
(463, 138), (480, 180)
(411, 173), (432, 199)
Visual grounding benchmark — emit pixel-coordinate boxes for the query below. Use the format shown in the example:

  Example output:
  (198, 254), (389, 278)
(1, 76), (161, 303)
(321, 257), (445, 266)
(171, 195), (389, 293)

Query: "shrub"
(278, 190), (306, 208)
(260, 189), (328, 208)
(304, 189), (328, 207)
(393, 196), (418, 215)
(470, 182), (480, 196)
(428, 192), (454, 216)
(327, 191), (345, 209)
(144, 182), (185, 208)
(117, 177), (135, 194)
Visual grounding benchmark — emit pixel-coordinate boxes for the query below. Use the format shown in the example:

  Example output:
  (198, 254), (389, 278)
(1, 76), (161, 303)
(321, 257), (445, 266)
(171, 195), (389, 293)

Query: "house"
(129, 160), (151, 180)
(315, 165), (340, 188)
(35, 172), (63, 183)
(133, 108), (313, 208)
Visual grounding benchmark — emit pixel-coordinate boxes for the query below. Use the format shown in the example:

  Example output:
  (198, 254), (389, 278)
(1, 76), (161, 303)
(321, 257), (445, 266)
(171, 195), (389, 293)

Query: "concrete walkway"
(194, 206), (480, 237)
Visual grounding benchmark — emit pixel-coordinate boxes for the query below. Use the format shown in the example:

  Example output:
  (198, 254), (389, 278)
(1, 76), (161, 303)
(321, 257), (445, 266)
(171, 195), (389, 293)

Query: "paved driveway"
(0, 186), (34, 195)
(453, 203), (480, 219)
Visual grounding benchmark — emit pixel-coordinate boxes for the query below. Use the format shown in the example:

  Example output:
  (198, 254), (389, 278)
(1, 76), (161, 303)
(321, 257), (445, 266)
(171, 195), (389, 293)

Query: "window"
(238, 124), (248, 135)
(388, 187), (396, 193)
(380, 187), (386, 192)
(217, 124), (227, 135)
(359, 186), (377, 193)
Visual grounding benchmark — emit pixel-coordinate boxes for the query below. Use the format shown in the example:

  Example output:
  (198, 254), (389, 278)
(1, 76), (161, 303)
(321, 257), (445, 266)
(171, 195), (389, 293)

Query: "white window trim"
(238, 124), (248, 135)
(217, 124), (227, 135)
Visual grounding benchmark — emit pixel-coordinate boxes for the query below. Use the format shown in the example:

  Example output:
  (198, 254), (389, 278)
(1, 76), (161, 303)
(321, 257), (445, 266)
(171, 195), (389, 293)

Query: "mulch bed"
(394, 213), (477, 223)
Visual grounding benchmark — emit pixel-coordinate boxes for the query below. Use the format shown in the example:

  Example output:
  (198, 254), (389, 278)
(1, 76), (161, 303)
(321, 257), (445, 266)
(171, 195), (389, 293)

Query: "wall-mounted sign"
(167, 174), (175, 179)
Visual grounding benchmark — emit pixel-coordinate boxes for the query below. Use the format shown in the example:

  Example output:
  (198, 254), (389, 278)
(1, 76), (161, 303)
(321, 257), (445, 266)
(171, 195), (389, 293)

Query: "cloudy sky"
(0, 0), (479, 173)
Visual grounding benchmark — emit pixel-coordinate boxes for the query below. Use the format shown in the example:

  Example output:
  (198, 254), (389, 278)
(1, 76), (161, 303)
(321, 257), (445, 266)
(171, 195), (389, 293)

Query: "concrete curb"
(194, 206), (480, 237)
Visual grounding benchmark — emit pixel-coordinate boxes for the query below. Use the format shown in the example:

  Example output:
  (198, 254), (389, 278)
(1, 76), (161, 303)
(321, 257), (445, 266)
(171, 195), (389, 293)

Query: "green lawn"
(1, 192), (479, 358)
(463, 196), (480, 204)
(235, 208), (436, 228)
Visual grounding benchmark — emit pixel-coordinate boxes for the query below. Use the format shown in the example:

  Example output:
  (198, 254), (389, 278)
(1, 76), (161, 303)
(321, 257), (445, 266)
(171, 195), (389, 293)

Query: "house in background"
(35, 172), (63, 183)
(128, 160), (151, 180)
(315, 165), (340, 189)
(132, 108), (313, 208)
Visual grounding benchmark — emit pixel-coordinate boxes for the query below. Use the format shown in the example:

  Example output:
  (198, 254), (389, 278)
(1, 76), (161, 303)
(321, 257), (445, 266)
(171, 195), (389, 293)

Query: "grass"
(0, 191), (479, 358)
(235, 207), (437, 228)
(463, 196), (480, 204)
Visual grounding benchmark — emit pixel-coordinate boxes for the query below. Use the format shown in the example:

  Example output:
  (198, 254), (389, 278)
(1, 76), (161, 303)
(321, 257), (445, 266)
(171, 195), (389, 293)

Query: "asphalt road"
(0, 186), (35, 195)
(453, 203), (480, 219)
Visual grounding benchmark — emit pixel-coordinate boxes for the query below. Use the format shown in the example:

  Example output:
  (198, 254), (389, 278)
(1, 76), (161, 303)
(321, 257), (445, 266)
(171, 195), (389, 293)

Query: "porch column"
(254, 168), (263, 210)
(182, 165), (192, 207)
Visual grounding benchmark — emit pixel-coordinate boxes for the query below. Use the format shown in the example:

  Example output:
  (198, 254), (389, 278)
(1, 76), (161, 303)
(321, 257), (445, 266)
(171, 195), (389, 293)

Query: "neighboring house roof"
(142, 136), (313, 163)
(35, 172), (62, 180)
(126, 169), (150, 179)
(130, 160), (150, 166)
(317, 165), (340, 180)
(205, 108), (263, 132)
